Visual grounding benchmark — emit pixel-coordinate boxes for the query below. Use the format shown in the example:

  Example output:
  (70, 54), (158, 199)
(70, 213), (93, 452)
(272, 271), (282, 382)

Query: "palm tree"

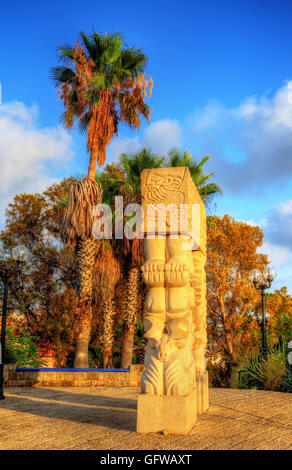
(51, 31), (152, 367)
(119, 147), (164, 191)
(93, 241), (121, 368)
(166, 148), (222, 208)
(119, 148), (164, 368)
(94, 164), (126, 368)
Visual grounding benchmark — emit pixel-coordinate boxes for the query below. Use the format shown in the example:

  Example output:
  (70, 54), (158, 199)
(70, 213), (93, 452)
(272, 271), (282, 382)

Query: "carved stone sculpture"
(137, 167), (209, 434)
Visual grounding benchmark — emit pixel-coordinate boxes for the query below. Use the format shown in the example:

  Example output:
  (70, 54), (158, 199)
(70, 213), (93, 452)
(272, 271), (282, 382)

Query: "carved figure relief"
(140, 167), (207, 398)
(144, 169), (185, 204)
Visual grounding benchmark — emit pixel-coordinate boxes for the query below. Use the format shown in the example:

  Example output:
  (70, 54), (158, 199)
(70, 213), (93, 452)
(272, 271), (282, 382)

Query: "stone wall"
(4, 364), (145, 387)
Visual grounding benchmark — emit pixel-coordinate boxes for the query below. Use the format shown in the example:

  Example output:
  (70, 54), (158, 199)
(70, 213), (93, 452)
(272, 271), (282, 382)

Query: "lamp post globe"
(249, 269), (262, 284)
(250, 265), (276, 360)
(263, 266), (277, 282)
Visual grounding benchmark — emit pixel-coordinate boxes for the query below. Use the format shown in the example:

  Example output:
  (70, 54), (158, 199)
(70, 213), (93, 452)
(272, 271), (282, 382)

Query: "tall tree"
(0, 181), (79, 365)
(93, 240), (121, 369)
(207, 215), (268, 366)
(119, 148), (164, 368)
(94, 164), (128, 367)
(51, 31), (152, 367)
(266, 287), (292, 344)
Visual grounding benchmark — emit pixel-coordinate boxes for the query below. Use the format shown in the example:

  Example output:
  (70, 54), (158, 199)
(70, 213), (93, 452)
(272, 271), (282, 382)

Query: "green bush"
(278, 366), (292, 392)
(5, 328), (46, 368)
(279, 341), (292, 392)
(132, 321), (146, 365)
(88, 347), (103, 368)
(238, 339), (290, 391)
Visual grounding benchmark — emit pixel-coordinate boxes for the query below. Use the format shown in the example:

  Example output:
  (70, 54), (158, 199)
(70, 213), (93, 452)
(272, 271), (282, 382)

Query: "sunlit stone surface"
(137, 167), (209, 434)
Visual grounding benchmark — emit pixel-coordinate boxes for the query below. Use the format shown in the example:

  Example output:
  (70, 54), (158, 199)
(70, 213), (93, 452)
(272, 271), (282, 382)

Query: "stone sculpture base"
(137, 390), (197, 435)
(196, 371), (209, 414)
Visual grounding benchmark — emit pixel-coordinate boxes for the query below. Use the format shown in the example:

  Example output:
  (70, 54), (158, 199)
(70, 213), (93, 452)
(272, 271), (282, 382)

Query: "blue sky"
(1, 0), (292, 291)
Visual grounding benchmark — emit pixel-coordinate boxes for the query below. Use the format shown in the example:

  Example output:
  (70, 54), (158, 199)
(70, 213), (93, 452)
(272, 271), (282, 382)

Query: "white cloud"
(107, 119), (182, 163)
(258, 240), (292, 292)
(188, 81), (292, 193)
(242, 218), (268, 229)
(107, 136), (141, 162)
(143, 119), (182, 155)
(0, 101), (74, 225)
(0, 101), (39, 126)
(248, 199), (292, 291)
(247, 198), (292, 267)
(188, 101), (225, 132)
(277, 199), (292, 216)
(265, 199), (292, 248)
(258, 241), (291, 268)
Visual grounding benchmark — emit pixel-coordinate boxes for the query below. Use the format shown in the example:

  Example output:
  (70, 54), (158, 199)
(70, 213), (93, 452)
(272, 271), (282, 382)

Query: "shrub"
(132, 321), (146, 365)
(238, 339), (289, 391)
(5, 328), (46, 368)
(279, 341), (292, 393)
(88, 347), (103, 368)
(279, 367), (292, 393)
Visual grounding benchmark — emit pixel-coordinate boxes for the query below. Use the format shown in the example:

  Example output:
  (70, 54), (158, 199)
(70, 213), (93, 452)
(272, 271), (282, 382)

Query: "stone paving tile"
(0, 387), (291, 450)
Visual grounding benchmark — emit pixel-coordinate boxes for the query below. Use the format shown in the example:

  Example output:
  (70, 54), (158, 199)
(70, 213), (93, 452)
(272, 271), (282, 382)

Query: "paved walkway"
(0, 387), (291, 450)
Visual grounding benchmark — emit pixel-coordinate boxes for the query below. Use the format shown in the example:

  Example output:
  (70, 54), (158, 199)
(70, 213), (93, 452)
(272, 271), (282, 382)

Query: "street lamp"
(249, 266), (277, 360)
(0, 245), (28, 399)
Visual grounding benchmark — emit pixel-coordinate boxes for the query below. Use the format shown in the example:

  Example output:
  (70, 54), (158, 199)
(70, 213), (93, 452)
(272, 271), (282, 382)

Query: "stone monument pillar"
(136, 167), (209, 434)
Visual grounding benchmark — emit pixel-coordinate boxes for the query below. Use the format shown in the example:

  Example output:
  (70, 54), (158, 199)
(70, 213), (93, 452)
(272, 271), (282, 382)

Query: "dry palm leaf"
(61, 178), (102, 249)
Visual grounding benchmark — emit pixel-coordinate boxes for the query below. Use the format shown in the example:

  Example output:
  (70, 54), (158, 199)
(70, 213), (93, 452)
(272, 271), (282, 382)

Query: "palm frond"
(51, 30), (152, 172)
(79, 31), (97, 59)
(61, 179), (102, 249)
(120, 48), (147, 78)
(56, 45), (74, 62)
(166, 148), (222, 205)
(93, 240), (121, 300)
(49, 66), (75, 85)
(119, 147), (164, 190)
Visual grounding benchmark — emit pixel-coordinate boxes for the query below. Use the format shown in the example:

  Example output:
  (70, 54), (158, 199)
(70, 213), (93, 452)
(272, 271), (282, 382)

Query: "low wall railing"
(4, 364), (145, 387)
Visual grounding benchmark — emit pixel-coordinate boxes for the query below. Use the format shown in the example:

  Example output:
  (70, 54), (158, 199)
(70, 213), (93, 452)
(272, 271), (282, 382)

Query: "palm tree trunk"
(101, 298), (116, 368)
(74, 238), (97, 368)
(88, 150), (97, 181)
(121, 265), (140, 369)
(121, 324), (135, 369)
(75, 321), (91, 368)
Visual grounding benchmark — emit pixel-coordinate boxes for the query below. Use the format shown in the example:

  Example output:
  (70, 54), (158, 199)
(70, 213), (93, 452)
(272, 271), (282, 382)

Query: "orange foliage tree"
(266, 287), (292, 344)
(0, 181), (79, 366)
(206, 215), (269, 365)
